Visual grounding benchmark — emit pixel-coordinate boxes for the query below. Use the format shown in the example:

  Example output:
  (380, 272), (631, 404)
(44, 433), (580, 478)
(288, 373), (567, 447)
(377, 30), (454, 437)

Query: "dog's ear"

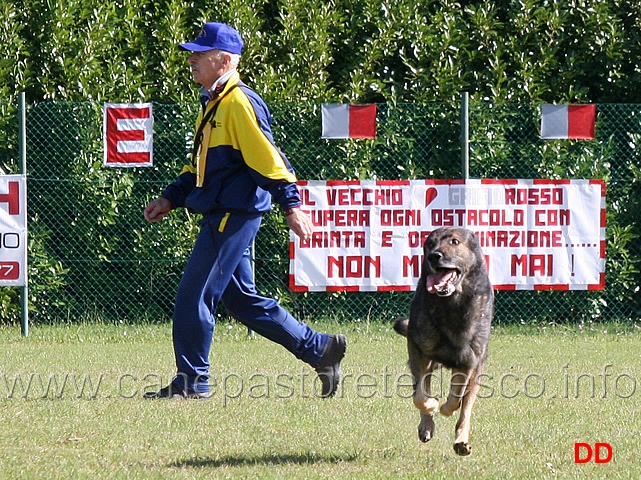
(467, 230), (480, 249)
(422, 229), (437, 253)
(467, 231), (488, 269)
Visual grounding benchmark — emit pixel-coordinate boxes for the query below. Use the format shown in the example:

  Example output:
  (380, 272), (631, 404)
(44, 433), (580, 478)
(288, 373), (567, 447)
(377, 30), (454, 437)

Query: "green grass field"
(1, 320), (640, 479)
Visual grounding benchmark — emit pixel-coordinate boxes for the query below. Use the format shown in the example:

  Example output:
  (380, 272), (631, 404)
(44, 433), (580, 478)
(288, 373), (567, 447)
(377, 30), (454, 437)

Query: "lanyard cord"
(190, 84), (239, 168)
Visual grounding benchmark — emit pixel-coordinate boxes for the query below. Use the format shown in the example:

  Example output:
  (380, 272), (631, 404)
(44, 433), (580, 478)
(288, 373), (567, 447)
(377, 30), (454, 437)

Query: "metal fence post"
(18, 92), (28, 337)
(461, 91), (470, 179)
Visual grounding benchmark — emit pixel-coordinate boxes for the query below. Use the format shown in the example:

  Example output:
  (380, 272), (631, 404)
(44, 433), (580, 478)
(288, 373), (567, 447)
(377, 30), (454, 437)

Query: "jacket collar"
(199, 70), (240, 107)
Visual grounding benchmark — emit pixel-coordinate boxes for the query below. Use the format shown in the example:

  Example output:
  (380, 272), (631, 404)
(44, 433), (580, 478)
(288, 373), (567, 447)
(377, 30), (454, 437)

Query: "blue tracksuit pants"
(171, 212), (329, 392)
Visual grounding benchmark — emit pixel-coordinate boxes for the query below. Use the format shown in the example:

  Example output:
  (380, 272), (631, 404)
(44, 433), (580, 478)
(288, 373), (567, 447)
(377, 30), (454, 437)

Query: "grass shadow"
(171, 452), (360, 469)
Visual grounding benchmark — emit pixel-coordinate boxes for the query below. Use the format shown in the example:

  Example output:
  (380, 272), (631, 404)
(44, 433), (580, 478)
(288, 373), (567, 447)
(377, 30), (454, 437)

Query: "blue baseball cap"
(178, 22), (244, 54)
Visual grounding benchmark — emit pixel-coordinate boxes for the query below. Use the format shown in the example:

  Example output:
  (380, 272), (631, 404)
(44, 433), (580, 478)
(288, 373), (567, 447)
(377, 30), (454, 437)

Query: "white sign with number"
(0, 175), (27, 286)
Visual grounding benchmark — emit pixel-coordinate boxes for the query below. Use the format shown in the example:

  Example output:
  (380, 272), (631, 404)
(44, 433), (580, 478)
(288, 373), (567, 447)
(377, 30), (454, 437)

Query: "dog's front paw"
(418, 415), (435, 443)
(439, 398), (460, 417)
(454, 442), (472, 456)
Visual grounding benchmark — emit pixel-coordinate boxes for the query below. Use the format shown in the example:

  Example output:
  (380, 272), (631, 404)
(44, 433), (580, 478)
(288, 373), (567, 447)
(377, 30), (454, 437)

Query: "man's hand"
(144, 197), (173, 222)
(286, 208), (313, 242)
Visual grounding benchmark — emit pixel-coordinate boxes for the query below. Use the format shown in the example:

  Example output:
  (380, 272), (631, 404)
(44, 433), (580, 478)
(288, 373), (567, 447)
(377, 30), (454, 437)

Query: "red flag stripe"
(567, 105), (596, 139)
(348, 104), (376, 138)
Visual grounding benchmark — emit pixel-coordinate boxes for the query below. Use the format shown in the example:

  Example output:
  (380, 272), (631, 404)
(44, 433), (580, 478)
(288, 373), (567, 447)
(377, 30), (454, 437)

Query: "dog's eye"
(450, 238), (460, 245)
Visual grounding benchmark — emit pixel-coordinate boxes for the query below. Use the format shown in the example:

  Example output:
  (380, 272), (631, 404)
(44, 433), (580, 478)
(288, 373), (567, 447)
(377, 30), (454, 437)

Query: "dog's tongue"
(426, 270), (456, 294)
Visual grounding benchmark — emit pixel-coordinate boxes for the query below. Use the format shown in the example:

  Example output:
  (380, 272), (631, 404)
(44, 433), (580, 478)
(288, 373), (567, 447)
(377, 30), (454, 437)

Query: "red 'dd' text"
(575, 443), (612, 464)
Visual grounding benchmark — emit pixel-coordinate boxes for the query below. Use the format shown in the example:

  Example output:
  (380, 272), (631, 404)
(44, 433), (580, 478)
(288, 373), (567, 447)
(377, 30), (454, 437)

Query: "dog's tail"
(393, 317), (409, 337)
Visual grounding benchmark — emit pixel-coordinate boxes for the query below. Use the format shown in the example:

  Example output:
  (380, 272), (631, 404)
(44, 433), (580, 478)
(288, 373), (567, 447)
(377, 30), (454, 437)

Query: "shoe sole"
(143, 390), (212, 400)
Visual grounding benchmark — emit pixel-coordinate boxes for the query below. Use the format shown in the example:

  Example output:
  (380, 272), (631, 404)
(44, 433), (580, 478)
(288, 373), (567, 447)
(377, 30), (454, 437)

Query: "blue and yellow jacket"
(162, 71), (301, 215)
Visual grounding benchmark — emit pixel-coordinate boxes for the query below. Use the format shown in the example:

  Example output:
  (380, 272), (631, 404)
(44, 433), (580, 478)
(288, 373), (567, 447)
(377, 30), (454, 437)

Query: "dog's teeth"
(436, 283), (456, 296)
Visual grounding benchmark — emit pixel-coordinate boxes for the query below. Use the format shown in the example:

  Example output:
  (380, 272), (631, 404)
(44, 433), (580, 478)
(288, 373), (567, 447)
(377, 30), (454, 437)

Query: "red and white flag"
(321, 104), (376, 139)
(103, 103), (153, 167)
(541, 104), (596, 139)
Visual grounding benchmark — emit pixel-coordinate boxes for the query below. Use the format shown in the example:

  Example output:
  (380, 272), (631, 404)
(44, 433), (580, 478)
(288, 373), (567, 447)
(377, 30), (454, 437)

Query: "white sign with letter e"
(103, 103), (153, 167)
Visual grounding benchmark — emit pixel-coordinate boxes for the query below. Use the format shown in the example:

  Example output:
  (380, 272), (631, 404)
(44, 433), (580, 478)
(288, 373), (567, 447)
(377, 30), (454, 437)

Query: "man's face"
(188, 50), (227, 89)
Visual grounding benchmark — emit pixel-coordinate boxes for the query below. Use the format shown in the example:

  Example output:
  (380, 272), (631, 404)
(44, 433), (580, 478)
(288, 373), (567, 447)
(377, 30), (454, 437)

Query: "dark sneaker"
(143, 383), (211, 400)
(314, 334), (346, 398)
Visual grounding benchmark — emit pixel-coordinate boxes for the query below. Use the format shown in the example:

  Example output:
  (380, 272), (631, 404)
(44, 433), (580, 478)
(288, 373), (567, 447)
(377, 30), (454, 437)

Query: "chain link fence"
(1, 99), (640, 325)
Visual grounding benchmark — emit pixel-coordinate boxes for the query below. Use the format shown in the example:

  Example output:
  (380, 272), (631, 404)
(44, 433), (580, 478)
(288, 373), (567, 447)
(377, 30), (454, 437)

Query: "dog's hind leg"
(440, 368), (470, 417)
(453, 368), (481, 456)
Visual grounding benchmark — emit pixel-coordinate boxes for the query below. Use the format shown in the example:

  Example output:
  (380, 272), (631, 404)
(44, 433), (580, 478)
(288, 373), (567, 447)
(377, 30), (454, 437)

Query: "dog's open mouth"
(425, 269), (460, 296)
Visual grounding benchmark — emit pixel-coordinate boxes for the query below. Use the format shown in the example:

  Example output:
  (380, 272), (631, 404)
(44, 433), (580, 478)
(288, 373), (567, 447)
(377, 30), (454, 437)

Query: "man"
(143, 22), (345, 399)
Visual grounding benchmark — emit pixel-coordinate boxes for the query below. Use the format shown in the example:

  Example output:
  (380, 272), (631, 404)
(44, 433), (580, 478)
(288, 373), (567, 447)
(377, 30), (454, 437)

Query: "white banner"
(0, 175), (27, 286)
(289, 179), (606, 292)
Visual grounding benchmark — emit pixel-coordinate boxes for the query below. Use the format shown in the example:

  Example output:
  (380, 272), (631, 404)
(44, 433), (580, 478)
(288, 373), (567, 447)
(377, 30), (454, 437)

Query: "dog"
(394, 227), (493, 456)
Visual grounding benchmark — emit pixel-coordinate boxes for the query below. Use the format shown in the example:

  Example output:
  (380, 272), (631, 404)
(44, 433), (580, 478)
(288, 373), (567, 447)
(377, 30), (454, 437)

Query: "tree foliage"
(1, 0), (641, 323)
(0, 0), (638, 105)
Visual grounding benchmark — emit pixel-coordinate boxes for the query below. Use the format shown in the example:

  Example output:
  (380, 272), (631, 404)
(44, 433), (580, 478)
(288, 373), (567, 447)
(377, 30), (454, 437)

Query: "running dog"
(394, 227), (493, 456)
